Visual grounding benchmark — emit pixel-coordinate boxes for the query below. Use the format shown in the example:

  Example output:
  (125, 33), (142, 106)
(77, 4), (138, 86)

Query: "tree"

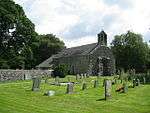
(0, 0), (37, 69)
(111, 31), (150, 73)
(32, 34), (65, 66)
(0, 0), (65, 69)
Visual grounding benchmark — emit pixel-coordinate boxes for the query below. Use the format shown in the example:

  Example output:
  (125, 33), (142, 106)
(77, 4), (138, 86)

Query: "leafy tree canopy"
(111, 31), (150, 73)
(32, 34), (65, 66)
(0, 0), (65, 69)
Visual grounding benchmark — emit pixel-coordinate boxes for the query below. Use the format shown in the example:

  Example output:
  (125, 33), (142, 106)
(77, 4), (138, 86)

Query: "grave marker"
(143, 77), (146, 84)
(82, 82), (87, 90)
(136, 79), (140, 86)
(123, 83), (128, 93)
(66, 83), (74, 94)
(32, 77), (41, 91)
(104, 80), (112, 100)
(55, 76), (59, 85)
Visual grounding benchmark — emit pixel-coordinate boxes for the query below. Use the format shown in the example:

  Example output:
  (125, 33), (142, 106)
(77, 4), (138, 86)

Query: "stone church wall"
(0, 70), (52, 82)
(91, 46), (115, 75)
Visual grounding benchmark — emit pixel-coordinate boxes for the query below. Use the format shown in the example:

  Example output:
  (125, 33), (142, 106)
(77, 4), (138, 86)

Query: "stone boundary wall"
(0, 70), (53, 81)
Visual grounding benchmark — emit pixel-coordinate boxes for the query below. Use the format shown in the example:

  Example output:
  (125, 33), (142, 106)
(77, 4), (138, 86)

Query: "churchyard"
(0, 74), (150, 113)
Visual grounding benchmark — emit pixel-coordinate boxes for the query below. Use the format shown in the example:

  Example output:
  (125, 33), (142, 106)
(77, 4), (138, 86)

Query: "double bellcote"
(97, 30), (107, 46)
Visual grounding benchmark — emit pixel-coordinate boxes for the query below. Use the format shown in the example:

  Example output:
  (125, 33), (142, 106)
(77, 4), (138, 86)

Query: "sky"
(14, 0), (150, 47)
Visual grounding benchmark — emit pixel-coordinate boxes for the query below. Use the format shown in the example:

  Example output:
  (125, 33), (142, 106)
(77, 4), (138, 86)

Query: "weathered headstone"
(104, 80), (112, 100)
(143, 77), (146, 84)
(94, 80), (98, 88)
(84, 73), (87, 78)
(81, 74), (84, 79)
(32, 77), (41, 91)
(66, 83), (74, 94)
(55, 76), (59, 85)
(136, 79), (140, 86)
(76, 74), (80, 81)
(123, 83), (128, 93)
(82, 82), (87, 90)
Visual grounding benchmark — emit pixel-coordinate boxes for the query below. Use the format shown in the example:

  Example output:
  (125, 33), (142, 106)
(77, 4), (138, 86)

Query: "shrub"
(53, 64), (68, 78)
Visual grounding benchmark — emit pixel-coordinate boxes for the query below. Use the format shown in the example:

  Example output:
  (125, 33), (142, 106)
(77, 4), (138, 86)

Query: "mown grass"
(0, 76), (150, 113)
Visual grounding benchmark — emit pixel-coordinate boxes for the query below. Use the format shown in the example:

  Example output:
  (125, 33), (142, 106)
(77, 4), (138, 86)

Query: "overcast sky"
(14, 0), (150, 47)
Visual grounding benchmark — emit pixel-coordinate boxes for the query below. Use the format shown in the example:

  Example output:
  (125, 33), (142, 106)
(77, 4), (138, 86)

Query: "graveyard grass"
(0, 76), (150, 113)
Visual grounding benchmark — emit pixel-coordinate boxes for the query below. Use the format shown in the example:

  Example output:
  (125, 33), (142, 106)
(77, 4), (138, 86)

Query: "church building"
(37, 31), (115, 76)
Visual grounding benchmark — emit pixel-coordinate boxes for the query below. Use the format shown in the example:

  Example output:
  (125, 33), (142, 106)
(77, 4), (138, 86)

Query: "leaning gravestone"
(82, 82), (87, 90)
(94, 80), (98, 88)
(32, 77), (41, 91)
(123, 83), (128, 93)
(66, 83), (74, 94)
(104, 80), (112, 100)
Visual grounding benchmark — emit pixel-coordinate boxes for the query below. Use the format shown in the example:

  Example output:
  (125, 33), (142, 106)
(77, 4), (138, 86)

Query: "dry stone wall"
(0, 70), (52, 81)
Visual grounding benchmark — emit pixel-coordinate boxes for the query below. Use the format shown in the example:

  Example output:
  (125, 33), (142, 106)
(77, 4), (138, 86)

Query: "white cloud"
(14, 0), (150, 47)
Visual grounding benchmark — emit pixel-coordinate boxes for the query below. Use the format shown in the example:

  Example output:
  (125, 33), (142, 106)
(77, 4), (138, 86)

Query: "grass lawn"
(0, 76), (150, 113)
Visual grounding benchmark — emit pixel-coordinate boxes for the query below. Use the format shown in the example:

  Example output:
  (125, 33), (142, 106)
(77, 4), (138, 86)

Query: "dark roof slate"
(36, 43), (97, 68)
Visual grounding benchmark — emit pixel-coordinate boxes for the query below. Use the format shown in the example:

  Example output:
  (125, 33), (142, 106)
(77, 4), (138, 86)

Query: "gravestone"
(123, 83), (128, 93)
(104, 80), (112, 100)
(133, 79), (136, 88)
(82, 82), (87, 90)
(55, 76), (59, 85)
(81, 74), (84, 79)
(32, 77), (41, 91)
(94, 80), (98, 88)
(136, 79), (140, 86)
(76, 74), (80, 81)
(84, 73), (87, 78)
(66, 83), (74, 94)
(143, 77), (146, 84)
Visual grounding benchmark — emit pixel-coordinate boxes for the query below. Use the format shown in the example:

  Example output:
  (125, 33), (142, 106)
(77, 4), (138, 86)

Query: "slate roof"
(36, 43), (97, 68)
